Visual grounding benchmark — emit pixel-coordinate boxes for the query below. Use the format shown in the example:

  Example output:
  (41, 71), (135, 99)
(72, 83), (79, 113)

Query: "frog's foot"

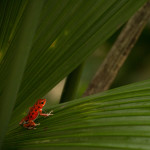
(35, 123), (40, 126)
(23, 124), (35, 129)
(23, 120), (37, 129)
(26, 123), (39, 129)
(47, 110), (54, 116)
(27, 126), (36, 130)
(19, 118), (25, 125)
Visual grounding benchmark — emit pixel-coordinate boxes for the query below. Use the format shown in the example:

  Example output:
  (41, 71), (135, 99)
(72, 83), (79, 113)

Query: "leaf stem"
(60, 64), (84, 103)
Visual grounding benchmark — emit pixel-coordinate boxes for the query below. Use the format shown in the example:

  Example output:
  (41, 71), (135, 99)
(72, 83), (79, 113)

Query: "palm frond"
(5, 80), (150, 149)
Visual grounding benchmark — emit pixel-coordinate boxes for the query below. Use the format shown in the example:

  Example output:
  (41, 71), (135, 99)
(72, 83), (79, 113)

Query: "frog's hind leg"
(23, 120), (36, 129)
(19, 118), (25, 125)
(35, 123), (40, 126)
(23, 120), (38, 129)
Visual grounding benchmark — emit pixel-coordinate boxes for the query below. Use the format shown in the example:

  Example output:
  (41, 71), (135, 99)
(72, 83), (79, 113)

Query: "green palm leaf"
(5, 79), (150, 149)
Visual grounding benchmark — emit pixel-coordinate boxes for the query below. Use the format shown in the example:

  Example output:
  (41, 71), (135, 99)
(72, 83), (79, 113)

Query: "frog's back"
(25, 106), (39, 121)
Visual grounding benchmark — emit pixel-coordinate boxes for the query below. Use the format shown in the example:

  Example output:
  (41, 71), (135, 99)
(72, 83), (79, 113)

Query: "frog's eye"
(41, 102), (44, 104)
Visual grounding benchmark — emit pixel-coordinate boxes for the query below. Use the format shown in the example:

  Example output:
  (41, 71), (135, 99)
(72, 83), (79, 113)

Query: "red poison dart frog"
(19, 99), (53, 129)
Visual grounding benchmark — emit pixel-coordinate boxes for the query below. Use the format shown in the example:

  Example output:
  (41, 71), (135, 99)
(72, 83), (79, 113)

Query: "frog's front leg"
(23, 120), (40, 129)
(19, 118), (25, 125)
(39, 109), (53, 117)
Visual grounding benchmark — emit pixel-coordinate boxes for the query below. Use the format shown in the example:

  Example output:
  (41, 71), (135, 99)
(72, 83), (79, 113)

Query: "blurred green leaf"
(0, 0), (44, 146)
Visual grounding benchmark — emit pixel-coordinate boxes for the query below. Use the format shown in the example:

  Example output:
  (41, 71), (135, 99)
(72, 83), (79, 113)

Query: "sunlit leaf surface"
(4, 80), (150, 149)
